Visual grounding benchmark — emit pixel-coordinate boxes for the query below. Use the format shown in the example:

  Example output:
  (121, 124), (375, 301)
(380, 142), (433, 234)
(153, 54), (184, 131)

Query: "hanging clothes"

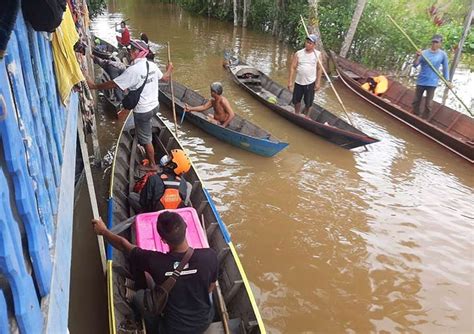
(0, 0), (20, 59)
(51, 4), (84, 104)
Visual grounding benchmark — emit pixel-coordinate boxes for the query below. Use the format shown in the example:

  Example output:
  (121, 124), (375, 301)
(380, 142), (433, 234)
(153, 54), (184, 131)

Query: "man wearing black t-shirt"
(92, 211), (218, 333)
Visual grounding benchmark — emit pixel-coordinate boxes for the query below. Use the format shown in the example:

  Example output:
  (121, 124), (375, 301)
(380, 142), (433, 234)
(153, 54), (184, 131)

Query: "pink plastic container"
(135, 207), (209, 252)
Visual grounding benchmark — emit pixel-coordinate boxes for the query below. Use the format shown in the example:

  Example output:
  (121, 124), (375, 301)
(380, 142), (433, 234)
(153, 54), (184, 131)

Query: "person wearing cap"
(115, 21), (130, 46)
(183, 82), (235, 127)
(288, 34), (323, 116)
(86, 39), (173, 170)
(412, 34), (452, 117)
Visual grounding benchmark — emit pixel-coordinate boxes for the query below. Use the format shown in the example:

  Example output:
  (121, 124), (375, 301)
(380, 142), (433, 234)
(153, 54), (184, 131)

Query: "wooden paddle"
(387, 15), (472, 116)
(299, 16), (356, 127)
(167, 42), (179, 136)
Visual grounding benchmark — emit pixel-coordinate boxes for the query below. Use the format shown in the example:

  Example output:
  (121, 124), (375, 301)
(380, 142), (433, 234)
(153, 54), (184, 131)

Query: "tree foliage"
(168, 0), (473, 70)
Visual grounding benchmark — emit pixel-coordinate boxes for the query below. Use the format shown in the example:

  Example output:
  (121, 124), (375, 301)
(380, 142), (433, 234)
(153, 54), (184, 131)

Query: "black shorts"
(292, 82), (315, 107)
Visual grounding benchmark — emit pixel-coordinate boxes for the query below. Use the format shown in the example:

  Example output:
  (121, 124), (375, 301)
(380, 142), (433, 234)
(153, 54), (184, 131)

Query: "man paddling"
(115, 21), (130, 46)
(287, 34), (322, 116)
(183, 82), (235, 128)
(412, 34), (452, 117)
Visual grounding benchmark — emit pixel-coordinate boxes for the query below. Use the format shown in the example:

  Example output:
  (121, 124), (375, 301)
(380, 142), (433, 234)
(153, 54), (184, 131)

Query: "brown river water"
(69, 1), (474, 333)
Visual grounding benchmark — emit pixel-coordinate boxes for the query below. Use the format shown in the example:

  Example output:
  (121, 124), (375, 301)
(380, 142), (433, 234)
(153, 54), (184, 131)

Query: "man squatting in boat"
(86, 39), (173, 170)
(287, 34), (323, 117)
(412, 34), (452, 117)
(91, 211), (218, 333)
(183, 82), (236, 128)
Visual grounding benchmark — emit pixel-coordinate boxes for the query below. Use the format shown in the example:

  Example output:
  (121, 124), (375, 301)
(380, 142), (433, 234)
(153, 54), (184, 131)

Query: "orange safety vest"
(159, 174), (183, 209)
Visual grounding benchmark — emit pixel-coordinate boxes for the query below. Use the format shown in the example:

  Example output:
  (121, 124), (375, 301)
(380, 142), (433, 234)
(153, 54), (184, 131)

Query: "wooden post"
(77, 114), (107, 274)
(339, 0), (368, 58)
(449, 7), (473, 81)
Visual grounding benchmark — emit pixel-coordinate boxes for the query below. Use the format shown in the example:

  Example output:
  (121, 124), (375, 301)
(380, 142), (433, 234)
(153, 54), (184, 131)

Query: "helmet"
(169, 149), (191, 175)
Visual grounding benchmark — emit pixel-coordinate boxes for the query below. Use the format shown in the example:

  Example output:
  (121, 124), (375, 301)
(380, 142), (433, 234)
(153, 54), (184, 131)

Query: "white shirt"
(295, 48), (320, 85)
(114, 58), (163, 113)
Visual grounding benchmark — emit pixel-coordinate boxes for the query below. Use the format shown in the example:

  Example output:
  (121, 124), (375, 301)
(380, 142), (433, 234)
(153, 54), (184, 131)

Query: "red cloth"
(120, 27), (130, 46)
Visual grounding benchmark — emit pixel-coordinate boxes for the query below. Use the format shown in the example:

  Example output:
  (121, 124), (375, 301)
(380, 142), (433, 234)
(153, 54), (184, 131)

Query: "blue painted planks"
(36, 33), (64, 165)
(5, 32), (54, 238)
(13, 13), (58, 215)
(44, 92), (78, 333)
(0, 168), (43, 333)
(0, 61), (52, 297)
(0, 291), (9, 333)
(27, 27), (61, 186)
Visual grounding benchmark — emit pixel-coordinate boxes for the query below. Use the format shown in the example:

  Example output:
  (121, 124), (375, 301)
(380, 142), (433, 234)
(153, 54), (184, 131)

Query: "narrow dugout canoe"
(105, 112), (265, 333)
(331, 52), (474, 163)
(225, 59), (379, 149)
(159, 81), (289, 157)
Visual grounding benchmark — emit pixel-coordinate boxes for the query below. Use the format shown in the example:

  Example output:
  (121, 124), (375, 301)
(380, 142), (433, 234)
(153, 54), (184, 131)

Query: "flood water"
(69, 1), (474, 333)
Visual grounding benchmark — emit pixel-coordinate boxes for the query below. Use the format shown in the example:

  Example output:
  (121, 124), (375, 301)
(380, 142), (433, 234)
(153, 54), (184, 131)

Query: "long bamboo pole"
(386, 15), (472, 116)
(167, 42), (179, 136)
(299, 15), (355, 127)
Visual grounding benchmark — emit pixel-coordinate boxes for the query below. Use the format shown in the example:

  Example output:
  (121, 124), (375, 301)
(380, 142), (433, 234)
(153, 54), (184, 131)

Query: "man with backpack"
(86, 39), (173, 170)
(91, 211), (218, 333)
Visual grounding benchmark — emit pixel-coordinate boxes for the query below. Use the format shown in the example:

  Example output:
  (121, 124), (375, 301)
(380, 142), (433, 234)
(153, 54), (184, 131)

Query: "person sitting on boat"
(129, 149), (191, 213)
(140, 32), (156, 61)
(361, 76), (388, 96)
(287, 34), (323, 116)
(86, 39), (173, 170)
(183, 82), (235, 128)
(91, 211), (217, 333)
(412, 34), (452, 117)
(115, 20), (131, 46)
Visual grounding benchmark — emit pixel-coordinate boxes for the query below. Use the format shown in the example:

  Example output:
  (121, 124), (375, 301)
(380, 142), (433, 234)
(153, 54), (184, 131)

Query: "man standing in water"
(87, 39), (173, 170)
(412, 34), (452, 117)
(184, 82), (235, 128)
(287, 34), (322, 116)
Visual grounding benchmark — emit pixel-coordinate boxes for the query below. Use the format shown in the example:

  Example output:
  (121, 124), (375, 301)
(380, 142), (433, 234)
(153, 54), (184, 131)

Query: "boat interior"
(159, 81), (274, 140)
(109, 117), (260, 333)
(231, 65), (366, 133)
(336, 57), (474, 143)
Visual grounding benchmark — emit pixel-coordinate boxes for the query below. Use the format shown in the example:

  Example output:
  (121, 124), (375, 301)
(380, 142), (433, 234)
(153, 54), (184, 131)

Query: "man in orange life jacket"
(129, 149), (191, 213)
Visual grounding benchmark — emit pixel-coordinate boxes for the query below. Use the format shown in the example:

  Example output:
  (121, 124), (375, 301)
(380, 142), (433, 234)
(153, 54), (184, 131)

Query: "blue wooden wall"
(0, 11), (78, 333)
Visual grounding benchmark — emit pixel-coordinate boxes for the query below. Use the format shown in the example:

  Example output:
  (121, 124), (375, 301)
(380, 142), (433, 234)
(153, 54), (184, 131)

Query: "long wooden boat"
(159, 81), (289, 157)
(224, 60), (379, 149)
(330, 52), (474, 163)
(106, 113), (265, 333)
(92, 36), (128, 111)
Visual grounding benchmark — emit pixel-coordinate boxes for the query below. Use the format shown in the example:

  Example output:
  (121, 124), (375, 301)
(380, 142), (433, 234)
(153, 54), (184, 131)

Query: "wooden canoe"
(330, 52), (474, 163)
(106, 113), (265, 333)
(225, 60), (379, 149)
(159, 81), (289, 157)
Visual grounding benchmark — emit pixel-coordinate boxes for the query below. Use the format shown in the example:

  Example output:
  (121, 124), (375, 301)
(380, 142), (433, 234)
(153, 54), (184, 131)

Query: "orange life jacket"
(159, 174), (183, 209)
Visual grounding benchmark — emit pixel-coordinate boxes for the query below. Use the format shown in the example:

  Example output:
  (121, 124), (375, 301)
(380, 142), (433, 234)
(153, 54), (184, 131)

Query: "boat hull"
(159, 82), (289, 157)
(225, 62), (379, 149)
(331, 52), (474, 163)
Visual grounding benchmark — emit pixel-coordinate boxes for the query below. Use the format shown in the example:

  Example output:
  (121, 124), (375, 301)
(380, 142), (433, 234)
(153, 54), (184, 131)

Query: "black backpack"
(22, 0), (67, 32)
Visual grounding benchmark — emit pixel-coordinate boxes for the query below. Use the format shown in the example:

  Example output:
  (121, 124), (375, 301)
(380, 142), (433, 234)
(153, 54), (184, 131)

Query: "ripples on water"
(82, 2), (474, 333)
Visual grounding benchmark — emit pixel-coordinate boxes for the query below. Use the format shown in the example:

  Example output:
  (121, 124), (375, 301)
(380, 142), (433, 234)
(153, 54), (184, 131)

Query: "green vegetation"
(172, 0), (473, 71)
(87, 0), (107, 18)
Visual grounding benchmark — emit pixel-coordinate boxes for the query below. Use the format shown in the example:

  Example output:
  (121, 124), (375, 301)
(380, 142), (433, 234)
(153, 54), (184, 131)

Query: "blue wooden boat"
(159, 81), (289, 157)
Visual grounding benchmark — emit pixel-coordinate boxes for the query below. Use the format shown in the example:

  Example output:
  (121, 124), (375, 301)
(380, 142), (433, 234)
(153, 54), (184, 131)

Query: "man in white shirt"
(287, 34), (322, 116)
(87, 39), (173, 170)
